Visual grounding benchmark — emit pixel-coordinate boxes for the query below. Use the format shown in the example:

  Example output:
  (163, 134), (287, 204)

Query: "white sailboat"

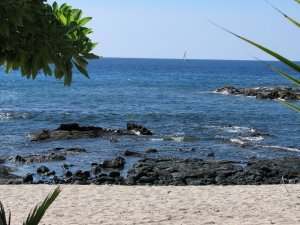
(183, 51), (187, 61)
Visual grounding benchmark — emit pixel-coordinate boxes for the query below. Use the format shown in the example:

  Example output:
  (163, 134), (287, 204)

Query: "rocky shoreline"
(216, 86), (300, 100)
(1, 122), (299, 185)
(1, 155), (299, 185)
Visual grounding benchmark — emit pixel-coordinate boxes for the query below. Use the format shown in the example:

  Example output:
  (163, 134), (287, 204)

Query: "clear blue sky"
(48, 0), (300, 60)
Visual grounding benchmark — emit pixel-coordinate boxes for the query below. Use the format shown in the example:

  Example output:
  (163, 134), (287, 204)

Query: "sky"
(48, 0), (300, 60)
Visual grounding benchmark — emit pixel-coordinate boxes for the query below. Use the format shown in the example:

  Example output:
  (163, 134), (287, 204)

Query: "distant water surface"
(0, 58), (299, 176)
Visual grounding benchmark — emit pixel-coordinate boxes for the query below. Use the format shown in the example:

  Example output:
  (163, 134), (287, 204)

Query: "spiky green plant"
(212, 0), (300, 112)
(0, 187), (61, 225)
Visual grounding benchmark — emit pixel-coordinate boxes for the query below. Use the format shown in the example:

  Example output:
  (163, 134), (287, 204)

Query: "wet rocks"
(23, 173), (33, 183)
(144, 148), (158, 154)
(9, 153), (66, 163)
(207, 152), (215, 157)
(90, 164), (102, 174)
(125, 157), (300, 185)
(57, 123), (103, 132)
(99, 157), (126, 169)
(37, 166), (50, 174)
(36, 166), (56, 176)
(30, 123), (152, 142)
(13, 156), (300, 186)
(48, 147), (87, 155)
(119, 150), (142, 157)
(217, 86), (241, 95)
(127, 123), (153, 135)
(216, 86), (300, 101)
(0, 166), (21, 184)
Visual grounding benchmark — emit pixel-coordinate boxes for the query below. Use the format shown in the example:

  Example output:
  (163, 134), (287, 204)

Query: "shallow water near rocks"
(0, 58), (299, 178)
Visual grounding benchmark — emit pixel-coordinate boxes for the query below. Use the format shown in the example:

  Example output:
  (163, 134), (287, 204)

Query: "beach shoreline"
(0, 184), (299, 225)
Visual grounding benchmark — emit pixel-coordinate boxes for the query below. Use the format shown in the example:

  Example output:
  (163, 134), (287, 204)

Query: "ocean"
(0, 58), (299, 177)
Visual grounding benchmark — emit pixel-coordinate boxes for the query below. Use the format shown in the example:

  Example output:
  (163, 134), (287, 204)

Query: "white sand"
(0, 185), (299, 225)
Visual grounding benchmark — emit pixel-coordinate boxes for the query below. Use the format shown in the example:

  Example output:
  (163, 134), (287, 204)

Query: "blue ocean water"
(0, 58), (299, 176)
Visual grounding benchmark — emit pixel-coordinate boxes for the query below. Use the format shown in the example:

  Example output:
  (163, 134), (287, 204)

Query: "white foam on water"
(256, 145), (300, 153)
(241, 136), (264, 142)
(222, 126), (255, 134)
(196, 91), (216, 94)
(0, 112), (29, 121)
(218, 90), (230, 95)
(172, 137), (185, 142)
(131, 130), (141, 135)
(149, 138), (164, 142)
(229, 138), (247, 145)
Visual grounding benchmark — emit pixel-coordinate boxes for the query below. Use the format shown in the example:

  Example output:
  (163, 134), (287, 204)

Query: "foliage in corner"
(212, 0), (300, 112)
(0, 187), (61, 225)
(0, 0), (100, 86)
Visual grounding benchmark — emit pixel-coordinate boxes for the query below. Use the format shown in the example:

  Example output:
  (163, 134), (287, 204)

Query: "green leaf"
(277, 99), (300, 112)
(73, 61), (90, 78)
(82, 53), (100, 59)
(23, 187), (61, 225)
(266, 0), (300, 28)
(254, 57), (300, 86)
(43, 65), (52, 76)
(78, 17), (92, 26)
(74, 10), (83, 21)
(58, 13), (67, 25)
(53, 2), (58, 11)
(210, 21), (300, 73)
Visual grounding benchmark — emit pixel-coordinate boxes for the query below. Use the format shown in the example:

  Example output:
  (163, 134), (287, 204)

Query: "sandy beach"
(0, 185), (299, 225)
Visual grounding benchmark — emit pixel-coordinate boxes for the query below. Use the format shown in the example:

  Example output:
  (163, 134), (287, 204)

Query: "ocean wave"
(229, 138), (248, 145)
(149, 138), (164, 142)
(206, 125), (255, 134)
(240, 136), (264, 142)
(256, 145), (300, 153)
(0, 112), (31, 121)
(223, 126), (255, 133)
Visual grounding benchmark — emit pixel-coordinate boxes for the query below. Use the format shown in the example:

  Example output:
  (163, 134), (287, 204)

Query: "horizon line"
(96, 56), (291, 62)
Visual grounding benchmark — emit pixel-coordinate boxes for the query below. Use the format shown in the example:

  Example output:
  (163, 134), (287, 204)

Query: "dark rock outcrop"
(127, 123), (153, 135)
(125, 157), (300, 185)
(23, 173), (33, 183)
(216, 86), (300, 101)
(9, 153), (66, 164)
(37, 166), (50, 174)
(119, 150), (142, 157)
(99, 157), (126, 169)
(144, 148), (158, 154)
(57, 123), (103, 132)
(0, 166), (21, 184)
(48, 147), (87, 155)
(216, 86), (241, 95)
(30, 123), (152, 142)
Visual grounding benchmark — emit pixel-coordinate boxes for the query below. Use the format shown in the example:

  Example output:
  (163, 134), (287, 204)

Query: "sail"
(183, 51), (187, 61)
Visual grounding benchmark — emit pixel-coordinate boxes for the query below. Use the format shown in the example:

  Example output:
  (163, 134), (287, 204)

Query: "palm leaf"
(265, 0), (300, 28)
(0, 201), (10, 225)
(23, 187), (61, 225)
(277, 99), (300, 112)
(209, 21), (300, 74)
(253, 57), (300, 86)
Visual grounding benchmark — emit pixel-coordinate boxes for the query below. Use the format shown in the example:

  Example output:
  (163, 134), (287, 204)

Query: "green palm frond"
(0, 201), (11, 225)
(23, 187), (61, 225)
(209, 21), (300, 75)
(266, 0), (300, 28)
(253, 57), (300, 86)
(278, 99), (300, 112)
